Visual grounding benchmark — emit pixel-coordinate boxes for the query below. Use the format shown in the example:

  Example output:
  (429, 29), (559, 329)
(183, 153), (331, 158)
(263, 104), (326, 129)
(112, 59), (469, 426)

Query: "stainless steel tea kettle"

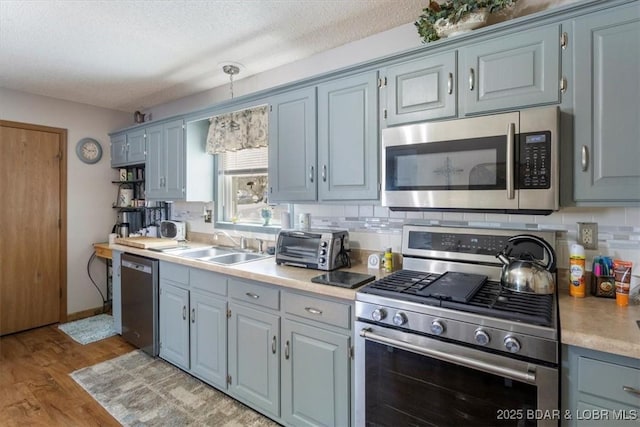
(496, 234), (557, 294)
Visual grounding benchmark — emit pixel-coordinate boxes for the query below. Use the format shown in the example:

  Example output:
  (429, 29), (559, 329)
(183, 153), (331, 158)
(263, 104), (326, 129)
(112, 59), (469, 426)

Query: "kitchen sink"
(166, 245), (271, 265)
(203, 252), (268, 265)
(176, 247), (234, 259)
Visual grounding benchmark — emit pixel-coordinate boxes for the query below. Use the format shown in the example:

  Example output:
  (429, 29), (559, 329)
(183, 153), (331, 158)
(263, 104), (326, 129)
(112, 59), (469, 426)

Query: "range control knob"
(319, 257), (326, 264)
(504, 335), (521, 353)
(474, 329), (490, 346)
(320, 249), (327, 256)
(372, 308), (387, 322)
(392, 312), (408, 326)
(320, 241), (328, 248)
(430, 320), (445, 335)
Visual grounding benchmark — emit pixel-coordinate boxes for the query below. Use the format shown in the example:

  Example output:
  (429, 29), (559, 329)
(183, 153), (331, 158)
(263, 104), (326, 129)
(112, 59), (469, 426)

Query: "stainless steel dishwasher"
(121, 253), (159, 356)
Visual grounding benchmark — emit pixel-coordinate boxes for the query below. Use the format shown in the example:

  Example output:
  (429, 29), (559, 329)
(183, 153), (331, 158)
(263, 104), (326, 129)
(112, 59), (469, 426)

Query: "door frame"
(1, 120), (68, 323)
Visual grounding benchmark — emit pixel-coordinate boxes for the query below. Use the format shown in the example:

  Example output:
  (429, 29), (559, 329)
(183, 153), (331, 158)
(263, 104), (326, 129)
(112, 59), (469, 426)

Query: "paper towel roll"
(118, 189), (133, 207)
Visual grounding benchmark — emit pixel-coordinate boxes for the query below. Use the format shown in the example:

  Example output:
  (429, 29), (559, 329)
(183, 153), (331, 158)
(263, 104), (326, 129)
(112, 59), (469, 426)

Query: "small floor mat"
(58, 314), (116, 345)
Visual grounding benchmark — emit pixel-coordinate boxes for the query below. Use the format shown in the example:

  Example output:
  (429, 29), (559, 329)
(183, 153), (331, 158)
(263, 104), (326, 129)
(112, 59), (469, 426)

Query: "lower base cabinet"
(228, 302), (281, 418)
(159, 263), (228, 390)
(282, 319), (350, 427)
(159, 264), (353, 426)
(562, 345), (640, 427)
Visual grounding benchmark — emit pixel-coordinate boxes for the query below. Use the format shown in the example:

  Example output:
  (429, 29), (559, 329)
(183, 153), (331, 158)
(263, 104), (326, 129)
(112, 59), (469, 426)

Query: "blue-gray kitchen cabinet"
(459, 25), (561, 115)
(146, 119), (185, 200)
(159, 279), (190, 370)
(572, 3), (640, 204)
(382, 51), (457, 126)
(282, 319), (350, 427)
(159, 262), (229, 389)
(268, 87), (317, 202)
(282, 291), (352, 427)
(110, 128), (146, 167)
(317, 71), (379, 201)
(189, 289), (228, 390)
(228, 278), (281, 418)
(562, 345), (640, 426)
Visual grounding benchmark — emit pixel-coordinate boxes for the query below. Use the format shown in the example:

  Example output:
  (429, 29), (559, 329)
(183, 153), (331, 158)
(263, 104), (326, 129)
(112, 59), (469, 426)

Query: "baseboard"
(66, 305), (109, 322)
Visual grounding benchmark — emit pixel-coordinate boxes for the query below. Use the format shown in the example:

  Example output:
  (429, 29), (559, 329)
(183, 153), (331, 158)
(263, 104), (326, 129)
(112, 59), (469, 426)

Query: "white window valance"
(206, 105), (268, 154)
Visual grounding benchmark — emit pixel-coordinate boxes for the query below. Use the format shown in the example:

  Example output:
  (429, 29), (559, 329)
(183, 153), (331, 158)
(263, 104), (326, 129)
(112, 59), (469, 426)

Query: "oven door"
(355, 321), (559, 427)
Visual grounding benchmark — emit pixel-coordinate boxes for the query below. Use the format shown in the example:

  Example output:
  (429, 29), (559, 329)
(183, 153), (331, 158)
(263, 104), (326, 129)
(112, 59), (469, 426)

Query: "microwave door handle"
(506, 123), (515, 200)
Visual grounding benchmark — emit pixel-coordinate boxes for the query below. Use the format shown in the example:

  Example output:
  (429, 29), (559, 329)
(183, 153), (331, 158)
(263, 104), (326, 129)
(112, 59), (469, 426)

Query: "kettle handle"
(507, 234), (557, 273)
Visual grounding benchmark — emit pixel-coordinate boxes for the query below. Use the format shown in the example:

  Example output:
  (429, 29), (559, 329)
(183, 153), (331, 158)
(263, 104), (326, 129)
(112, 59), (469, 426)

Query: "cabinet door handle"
(191, 308), (195, 323)
(304, 307), (323, 316)
(447, 72), (453, 95)
(246, 292), (260, 299)
(623, 386), (640, 397)
(469, 68), (475, 91)
(506, 123), (516, 200)
(284, 340), (290, 360)
(322, 165), (327, 182)
(581, 145), (589, 172)
(182, 305), (187, 320)
(309, 165), (314, 183)
(272, 335), (277, 354)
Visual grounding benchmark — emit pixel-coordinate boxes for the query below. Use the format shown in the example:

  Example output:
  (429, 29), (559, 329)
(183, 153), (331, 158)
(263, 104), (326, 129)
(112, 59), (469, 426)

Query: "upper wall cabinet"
(268, 87), (317, 202)
(572, 2), (640, 204)
(459, 25), (561, 115)
(111, 128), (147, 167)
(382, 51), (457, 126)
(146, 119), (185, 200)
(317, 71), (379, 201)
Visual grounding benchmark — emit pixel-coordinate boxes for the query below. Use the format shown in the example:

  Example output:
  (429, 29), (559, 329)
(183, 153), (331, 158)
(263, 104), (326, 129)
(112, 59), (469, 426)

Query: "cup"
(108, 233), (117, 245)
(298, 213), (311, 230)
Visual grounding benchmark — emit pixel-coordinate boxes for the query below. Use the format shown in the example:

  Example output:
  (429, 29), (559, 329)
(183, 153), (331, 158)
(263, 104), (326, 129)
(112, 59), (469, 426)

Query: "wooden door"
(0, 120), (67, 335)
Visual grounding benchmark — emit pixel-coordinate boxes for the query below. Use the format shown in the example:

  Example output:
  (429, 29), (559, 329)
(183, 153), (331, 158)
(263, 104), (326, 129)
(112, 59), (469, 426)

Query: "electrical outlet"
(578, 222), (598, 250)
(204, 209), (212, 223)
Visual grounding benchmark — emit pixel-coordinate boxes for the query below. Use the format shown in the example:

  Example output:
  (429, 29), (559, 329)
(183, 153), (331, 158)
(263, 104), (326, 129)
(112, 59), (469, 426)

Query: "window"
(209, 106), (287, 229)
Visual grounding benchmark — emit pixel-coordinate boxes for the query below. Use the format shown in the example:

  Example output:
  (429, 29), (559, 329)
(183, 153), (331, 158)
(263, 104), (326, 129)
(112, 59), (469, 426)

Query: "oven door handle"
(360, 328), (537, 384)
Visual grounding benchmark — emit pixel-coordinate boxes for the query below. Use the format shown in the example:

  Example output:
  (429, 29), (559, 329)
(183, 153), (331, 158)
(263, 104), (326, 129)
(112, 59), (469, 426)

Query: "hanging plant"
(415, 0), (518, 43)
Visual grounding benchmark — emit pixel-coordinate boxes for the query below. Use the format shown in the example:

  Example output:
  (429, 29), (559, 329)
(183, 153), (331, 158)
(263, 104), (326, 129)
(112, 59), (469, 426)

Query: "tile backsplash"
(172, 201), (640, 293)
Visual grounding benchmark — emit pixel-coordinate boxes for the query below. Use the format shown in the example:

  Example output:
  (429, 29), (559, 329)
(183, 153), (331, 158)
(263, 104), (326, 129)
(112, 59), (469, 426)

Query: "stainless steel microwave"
(381, 106), (559, 214)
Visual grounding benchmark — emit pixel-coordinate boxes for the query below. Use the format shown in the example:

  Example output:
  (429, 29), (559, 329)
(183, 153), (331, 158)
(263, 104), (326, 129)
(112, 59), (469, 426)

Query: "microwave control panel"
(519, 131), (551, 189)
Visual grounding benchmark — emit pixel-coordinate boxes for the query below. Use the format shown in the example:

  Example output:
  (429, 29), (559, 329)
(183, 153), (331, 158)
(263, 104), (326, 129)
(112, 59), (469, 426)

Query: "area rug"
(71, 350), (279, 426)
(58, 314), (117, 345)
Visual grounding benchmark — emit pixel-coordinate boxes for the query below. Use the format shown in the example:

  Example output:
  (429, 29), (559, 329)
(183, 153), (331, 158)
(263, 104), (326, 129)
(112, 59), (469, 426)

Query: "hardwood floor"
(0, 324), (135, 426)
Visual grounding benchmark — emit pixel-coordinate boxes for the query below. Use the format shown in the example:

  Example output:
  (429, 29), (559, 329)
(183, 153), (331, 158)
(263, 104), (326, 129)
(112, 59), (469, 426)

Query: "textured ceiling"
(0, 0), (427, 112)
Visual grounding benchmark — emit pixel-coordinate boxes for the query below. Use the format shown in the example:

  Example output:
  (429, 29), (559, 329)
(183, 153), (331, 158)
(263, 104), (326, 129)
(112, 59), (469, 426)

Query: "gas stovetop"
(359, 269), (554, 327)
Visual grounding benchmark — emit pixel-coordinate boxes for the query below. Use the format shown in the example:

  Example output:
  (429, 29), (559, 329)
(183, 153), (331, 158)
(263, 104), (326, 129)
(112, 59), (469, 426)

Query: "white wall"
(1, 87), (131, 314)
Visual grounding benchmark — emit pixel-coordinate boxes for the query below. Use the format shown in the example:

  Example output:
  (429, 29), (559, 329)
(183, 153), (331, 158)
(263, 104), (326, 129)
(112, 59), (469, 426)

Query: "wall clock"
(76, 137), (103, 164)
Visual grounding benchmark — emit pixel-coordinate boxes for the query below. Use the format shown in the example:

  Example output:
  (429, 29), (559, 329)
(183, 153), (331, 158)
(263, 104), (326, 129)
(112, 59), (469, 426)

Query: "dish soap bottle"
(384, 248), (393, 272)
(569, 243), (586, 297)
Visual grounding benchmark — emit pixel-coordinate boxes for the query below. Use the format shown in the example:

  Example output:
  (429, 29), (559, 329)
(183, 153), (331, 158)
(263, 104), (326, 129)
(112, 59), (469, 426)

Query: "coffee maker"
(113, 211), (131, 238)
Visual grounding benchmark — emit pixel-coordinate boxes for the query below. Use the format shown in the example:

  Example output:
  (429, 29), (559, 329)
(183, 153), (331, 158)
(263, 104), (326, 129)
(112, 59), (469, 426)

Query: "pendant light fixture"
(223, 64), (241, 132)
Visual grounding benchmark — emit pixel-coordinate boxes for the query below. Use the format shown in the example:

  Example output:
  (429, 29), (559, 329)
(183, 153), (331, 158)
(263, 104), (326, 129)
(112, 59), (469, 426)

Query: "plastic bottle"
(569, 243), (586, 297)
(384, 248), (393, 272)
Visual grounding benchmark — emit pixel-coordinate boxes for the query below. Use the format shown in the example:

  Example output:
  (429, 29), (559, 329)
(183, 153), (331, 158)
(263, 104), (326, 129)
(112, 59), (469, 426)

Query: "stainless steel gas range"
(355, 225), (560, 427)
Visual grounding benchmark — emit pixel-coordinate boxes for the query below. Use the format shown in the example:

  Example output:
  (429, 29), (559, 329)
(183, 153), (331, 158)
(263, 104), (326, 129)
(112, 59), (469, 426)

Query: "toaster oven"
(276, 229), (350, 271)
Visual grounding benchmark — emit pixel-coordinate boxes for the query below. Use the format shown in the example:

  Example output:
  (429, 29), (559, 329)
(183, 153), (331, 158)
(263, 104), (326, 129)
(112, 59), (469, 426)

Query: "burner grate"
(463, 281), (554, 326)
(361, 270), (554, 327)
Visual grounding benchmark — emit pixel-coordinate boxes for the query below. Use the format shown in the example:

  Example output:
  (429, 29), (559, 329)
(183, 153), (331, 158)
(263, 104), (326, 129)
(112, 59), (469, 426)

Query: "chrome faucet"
(213, 230), (242, 248)
(256, 238), (265, 254)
